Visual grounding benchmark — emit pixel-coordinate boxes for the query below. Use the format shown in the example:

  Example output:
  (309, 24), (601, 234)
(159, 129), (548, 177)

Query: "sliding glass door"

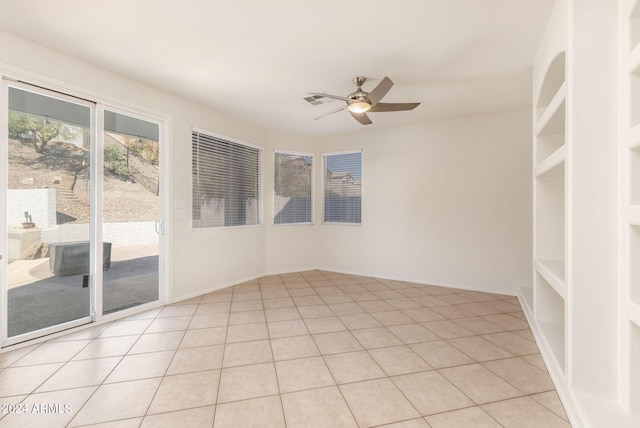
(102, 109), (161, 315)
(3, 83), (94, 341)
(1, 82), (164, 345)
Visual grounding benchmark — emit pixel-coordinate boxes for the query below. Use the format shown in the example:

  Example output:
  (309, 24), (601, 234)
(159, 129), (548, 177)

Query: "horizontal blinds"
(274, 151), (313, 224)
(323, 151), (362, 224)
(192, 130), (262, 228)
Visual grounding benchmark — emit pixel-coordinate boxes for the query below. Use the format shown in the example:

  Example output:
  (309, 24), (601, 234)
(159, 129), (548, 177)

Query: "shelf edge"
(534, 81), (567, 136)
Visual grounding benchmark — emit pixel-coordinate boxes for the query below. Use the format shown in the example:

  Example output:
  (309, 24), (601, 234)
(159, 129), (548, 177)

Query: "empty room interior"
(0, 0), (637, 427)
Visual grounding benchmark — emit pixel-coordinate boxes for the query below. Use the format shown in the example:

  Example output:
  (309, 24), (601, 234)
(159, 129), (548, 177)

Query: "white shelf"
(625, 124), (640, 149)
(535, 258), (566, 299)
(626, 205), (640, 225)
(628, 301), (640, 328)
(538, 320), (566, 374)
(534, 145), (566, 178)
(628, 42), (640, 74)
(535, 81), (567, 137)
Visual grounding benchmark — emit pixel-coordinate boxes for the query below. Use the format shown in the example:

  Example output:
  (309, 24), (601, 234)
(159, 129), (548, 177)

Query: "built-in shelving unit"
(623, 0), (640, 414)
(530, 0), (568, 377)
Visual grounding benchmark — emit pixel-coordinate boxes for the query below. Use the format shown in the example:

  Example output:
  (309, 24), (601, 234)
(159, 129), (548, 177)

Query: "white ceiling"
(0, 0), (555, 136)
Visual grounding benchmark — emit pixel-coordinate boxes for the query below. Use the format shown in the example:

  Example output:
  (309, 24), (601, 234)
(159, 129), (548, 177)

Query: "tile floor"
(0, 270), (571, 427)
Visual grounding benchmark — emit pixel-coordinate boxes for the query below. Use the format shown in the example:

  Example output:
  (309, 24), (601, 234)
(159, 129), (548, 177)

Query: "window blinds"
(192, 130), (262, 228)
(274, 151), (313, 224)
(323, 150), (362, 224)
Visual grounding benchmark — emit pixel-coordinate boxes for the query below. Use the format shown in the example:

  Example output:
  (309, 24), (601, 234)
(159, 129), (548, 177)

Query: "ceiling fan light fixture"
(348, 101), (371, 113)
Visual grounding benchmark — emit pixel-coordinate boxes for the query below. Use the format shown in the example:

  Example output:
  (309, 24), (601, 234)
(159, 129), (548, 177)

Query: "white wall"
(0, 30), (533, 303)
(315, 110), (532, 295)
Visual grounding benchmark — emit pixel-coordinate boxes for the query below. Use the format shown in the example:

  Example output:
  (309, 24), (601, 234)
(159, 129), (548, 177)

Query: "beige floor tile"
(147, 370), (219, 415)
(167, 345), (224, 375)
(232, 291), (262, 301)
(340, 378), (420, 426)
(401, 307), (445, 323)
(387, 324), (439, 344)
(0, 363), (63, 396)
(1, 386), (96, 428)
(374, 290), (406, 300)
(194, 302), (231, 315)
(49, 324), (109, 342)
(267, 319), (309, 338)
(447, 336), (513, 362)
(226, 322), (269, 343)
(72, 336), (139, 360)
(351, 327), (404, 349)
(425, 406), (502, 428)
(188, 313), (229, 329)
(372, 310), (415, 326)
(321, 294), (353, 304)
(482, 314), (530, 331)
(313, 331), (364, 354)
(230, 299), (264, 312)
(158, 304), (197, 318)
(303, 316), (347, 334)
(452, 317), (504, 334)
(412, 295), (449, 307)
(391, 371), (474, 416)
(429, 305), (474, 319)
(457, 303), (504, 316)
(201, 292), (232, 304)
(368, 345), (433, 376)
(214, 395), (285, 428)
(387, 297), (424, 310)
(530, 391), (569, 421)
(292, 295), (325, 307)
(145, 316), (192, 333)
(223, 340), (273, 367)
(281, 386), (357, 428)
(357, 300), (396, 312)
(483, 357), (555, 394)
(324, 350), (386, 384)
(437, 294), (475, 305)
(262, 297), (295, 309)
(329, 302), (367, 315)
(140, 405), (215, 428)
(129, 331), (185, 354)
(228, 310), (266, 325)
(12, 340), (90, 366)
(218, 362), (279, 402)
(421, 320), (474, 339)
(265, 307), (301, 322)
(297, 304), (334, 318)
(482, 332), (540, 356)
(346, 291), (379, 302)
(105, 351), (174, 383)
(275, 356), (335, 392)
(410, 341), (474, 369)
(98, 319), (153, 337)
(482, 396), (571, 428)
(338, 313), (382, 330)
(512, 328), (536, 342)
(70, 377), (162, 426)
(37, 356), (121, 392)
(439, 364), (523, 404)
(179, 326), (227, 348)
(0, 344), (38, 368)
(271, 335), (320, 361)
(484, 300), (523, 313)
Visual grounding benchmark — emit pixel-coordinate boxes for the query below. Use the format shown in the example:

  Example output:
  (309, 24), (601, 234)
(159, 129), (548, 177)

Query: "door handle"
(155, 220), (162, 235)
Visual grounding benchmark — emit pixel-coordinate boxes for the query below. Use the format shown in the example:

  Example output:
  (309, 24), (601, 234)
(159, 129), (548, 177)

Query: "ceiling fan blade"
(368, 102), (420, 112)
(309, 92), (352, 102)
(314, 105), (347, 120)
(367, 76), (394, 106)
(349, 110), (373, 125)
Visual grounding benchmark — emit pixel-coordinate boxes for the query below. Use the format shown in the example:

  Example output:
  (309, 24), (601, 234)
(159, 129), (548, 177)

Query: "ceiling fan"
(310, 76), (420, 125)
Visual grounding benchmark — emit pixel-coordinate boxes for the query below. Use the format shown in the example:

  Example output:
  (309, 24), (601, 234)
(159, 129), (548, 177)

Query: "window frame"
(322, 149), (363, 226)
(191, 127), (263, 230)
(273, 149), (314, 226)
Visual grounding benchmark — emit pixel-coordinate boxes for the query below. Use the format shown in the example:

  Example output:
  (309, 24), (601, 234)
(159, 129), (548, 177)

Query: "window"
(274, 151), (313, 224)
(192, 129), (262, 228)
(323, 150), (362, 224)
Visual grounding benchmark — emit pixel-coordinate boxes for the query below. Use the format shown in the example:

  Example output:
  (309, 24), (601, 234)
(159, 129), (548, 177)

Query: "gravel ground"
(9, 138), (158, 224)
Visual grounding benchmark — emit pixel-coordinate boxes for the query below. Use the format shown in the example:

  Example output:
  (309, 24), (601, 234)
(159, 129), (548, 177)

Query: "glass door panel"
(102, 110), (160, 314)
(5, 84), (93, 339)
